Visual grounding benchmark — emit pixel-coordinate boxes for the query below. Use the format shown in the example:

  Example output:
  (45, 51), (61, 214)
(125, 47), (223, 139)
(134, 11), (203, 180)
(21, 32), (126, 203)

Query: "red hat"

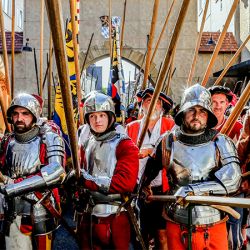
(31, 94), (44, 108)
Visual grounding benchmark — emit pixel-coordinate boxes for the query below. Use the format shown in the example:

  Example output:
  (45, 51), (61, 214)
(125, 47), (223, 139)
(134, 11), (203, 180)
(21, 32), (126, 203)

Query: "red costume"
(77, 91), (139, 250)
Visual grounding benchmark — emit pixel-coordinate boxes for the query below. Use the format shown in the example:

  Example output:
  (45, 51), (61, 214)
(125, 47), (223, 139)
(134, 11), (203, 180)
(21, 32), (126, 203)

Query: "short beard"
(182, 119), (207, 134)
(13, 122), (33, 133)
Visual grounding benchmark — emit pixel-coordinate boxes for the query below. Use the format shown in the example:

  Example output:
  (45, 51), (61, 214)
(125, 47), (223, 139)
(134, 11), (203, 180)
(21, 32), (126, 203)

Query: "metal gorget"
(6, 136), (41, 179)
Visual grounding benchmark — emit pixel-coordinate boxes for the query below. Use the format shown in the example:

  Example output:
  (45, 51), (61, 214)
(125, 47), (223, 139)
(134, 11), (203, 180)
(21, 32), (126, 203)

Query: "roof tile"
(199, 32), (238, 53)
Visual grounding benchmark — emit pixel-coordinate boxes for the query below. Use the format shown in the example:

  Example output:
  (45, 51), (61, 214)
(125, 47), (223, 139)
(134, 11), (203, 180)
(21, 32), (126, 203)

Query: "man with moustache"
(142, 84), (241, 249)
(0, 93), (66, 250)
(209, 86), (242, 141)
(126, 88), (174, 249)
(209, 86), (244, 249)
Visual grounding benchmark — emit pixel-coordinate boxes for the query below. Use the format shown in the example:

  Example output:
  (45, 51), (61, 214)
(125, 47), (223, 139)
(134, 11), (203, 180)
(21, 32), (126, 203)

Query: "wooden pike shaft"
(40, 0), (44, 98)
(214, 34), (250, 85)
(0, 0), (10, 98)
(11, 0), (15, 98)
(187, 0), (209, 86)
(165, 44), (177, 95)
(45, 0), (80, 178)
(150, 0), (176, 65)
(109, 0), (112, 58)
(220, 81), (250, 136)
(201, 0), (239, 87)
(48, 35), (53, 120)
(80, 33), (94, 77)
(147, 195), (250, 208)
(137, 0), (191, 149)
(141, 0), (160, 90)
(69, 0), (84, 125)
(0, 87), (11, 132)
(120, 0), (127, 56)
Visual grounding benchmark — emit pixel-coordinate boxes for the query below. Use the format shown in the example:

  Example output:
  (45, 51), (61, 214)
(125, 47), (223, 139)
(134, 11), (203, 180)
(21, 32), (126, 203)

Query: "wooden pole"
(34, 48), (39, 94)
(187, 0), (209, 86)
(147, 195), (250, 208)
(45, 0), (80, 178)
(48, 35), (53, 120)
(150, 0), (176, 65)
(109, 0), (112, 58)
(39, 0), (44, 98)
(0, 87), (11, 132)
(141, 0), (160, 90)
(80, 32), (94, 77)
(220, 81), (250, 136)
(137, 0), (190, 149)
(120, 0), (127, 56)
(214, 34), (250, 85)
(131, 35), (149, 100)
(11, 0), (15, 98)
(0, 0), (10, 98)
(69, 0), (83, 125)
(201, 0), (239, 87)
(166, 44), (177, 95)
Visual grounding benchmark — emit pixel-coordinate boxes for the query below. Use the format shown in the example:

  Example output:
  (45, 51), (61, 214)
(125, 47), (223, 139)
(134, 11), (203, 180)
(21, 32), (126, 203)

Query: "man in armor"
(142, 84), (241, 249)
(0, 93), (66, 249)
(77, 91), (139, 250)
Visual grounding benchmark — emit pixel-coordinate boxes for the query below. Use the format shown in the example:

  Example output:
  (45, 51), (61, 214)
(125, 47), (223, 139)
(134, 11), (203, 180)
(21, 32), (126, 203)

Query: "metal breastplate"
(169, 140), (221, 225)
(84, 134), (127, 216)
(84, 135), (121, 179)
(6, 136), (41, 179)
(170, 140), (217, 184)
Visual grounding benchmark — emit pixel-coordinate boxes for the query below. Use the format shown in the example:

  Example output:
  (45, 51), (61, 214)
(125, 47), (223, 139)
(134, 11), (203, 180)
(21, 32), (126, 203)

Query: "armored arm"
(4, 131), (66, 197)
(183, 135), (241, 196)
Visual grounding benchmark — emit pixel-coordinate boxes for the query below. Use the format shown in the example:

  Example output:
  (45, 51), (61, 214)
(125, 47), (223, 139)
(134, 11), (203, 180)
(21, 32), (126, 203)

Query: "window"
(17, 9), (23, 29)
(2, 0), (11, 16)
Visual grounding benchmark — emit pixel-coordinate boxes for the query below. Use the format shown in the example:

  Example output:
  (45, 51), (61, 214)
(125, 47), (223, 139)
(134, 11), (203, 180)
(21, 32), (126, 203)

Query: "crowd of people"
(0, 83), (248, 250)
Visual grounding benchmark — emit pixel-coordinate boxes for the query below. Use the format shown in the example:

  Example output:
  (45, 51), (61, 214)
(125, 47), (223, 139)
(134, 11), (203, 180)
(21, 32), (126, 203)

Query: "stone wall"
(13, 0), (237, 104)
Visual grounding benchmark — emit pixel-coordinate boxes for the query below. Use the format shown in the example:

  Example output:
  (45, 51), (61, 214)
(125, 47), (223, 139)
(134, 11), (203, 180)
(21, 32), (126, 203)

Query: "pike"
(131, 34), (149, 102)
(147, 195), (250, 209)
(69, 0), (83, 125)
(201, 0), (239, 87)
(40, 0), (44, 98)
(150, 0), (176, 65)
(141, 0), (160, 90)
(11, 0), (15, 98)
(220, 80), (250, 136)
(137, 0), (191, 149)
(45, 0), (80, 178)
(80, 33), (94, 77)
(214, 34), (250, 85)
(186, 0), (209, 86)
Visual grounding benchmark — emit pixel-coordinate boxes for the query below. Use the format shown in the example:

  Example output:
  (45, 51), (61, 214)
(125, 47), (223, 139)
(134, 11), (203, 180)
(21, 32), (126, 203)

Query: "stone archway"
(79, 41), (159, 85)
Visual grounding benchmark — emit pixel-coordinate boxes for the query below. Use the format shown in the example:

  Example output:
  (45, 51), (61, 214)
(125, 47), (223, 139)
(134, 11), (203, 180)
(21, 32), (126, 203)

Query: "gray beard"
(144, 109), (162, 121)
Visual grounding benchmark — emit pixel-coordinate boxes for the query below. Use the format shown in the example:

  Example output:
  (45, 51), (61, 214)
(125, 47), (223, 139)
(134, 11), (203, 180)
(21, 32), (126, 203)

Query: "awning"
(213, 60), (250, 77)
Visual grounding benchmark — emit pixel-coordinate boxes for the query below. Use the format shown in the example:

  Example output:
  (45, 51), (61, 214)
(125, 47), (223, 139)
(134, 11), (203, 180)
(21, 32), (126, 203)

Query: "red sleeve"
(109, 139), (139, 194)
(229, 121), (243, 140)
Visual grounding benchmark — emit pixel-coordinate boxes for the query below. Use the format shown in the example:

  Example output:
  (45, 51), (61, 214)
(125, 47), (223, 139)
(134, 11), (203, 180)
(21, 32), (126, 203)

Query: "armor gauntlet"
(81, 169), (111, 193)
(4, 132), (66, 197)
(188, 135), (241, 196)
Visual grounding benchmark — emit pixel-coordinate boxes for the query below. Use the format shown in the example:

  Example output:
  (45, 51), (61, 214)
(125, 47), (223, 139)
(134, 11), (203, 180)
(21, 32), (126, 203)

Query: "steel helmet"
(84, 91), (115, 122)
(175, 84), (218, 128)
(7, 93), (41, 124)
